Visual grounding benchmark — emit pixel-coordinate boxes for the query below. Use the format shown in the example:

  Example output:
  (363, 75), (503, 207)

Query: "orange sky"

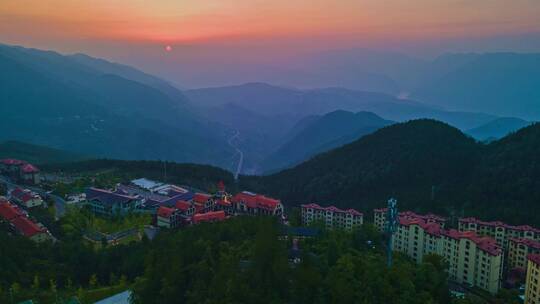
(2, 0), (540, 46)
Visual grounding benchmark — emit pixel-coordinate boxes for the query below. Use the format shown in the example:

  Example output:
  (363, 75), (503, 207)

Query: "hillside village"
(1, 157), (540, 303)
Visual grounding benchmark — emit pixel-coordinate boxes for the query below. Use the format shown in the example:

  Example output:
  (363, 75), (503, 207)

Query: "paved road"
(227, 130), (244, 180)
(0, 175), (66, 219)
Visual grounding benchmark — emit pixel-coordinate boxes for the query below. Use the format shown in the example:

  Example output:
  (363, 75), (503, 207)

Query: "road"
(227, 130), (244, 180)
(0, 175), (66, 219)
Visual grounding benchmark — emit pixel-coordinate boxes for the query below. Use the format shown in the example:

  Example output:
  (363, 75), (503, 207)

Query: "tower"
(385, 198), (398, 267)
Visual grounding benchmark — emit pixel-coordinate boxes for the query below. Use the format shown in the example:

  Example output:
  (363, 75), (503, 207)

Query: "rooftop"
(11, 216), (46, 237)
(192, 210), (226, 224)
(233, 191), (281, 210)
(528, 254), (540, 266)
(509, 237), (540, 250)
(459, 217), (540, 233)
(302, 203), (363, 216)
(86, 187), (138, 206)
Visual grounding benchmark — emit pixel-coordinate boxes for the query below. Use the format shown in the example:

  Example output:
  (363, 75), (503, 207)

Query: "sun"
(165, 45), (172, 52)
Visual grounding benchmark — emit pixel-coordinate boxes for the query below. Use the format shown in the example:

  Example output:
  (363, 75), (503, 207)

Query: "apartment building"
(301, 203), (363, 230)
(525, 254), (540, 304)
(459, 217), (540, 248)
(508, 238), (540, 271)
(392, 212), (502, 294)
(373, 208), (446, 232)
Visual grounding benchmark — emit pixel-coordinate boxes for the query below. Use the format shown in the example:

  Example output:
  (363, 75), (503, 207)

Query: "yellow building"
(508, 238), (540, 271)
(392, 213), (502, 294)
(459, 217), (540, 248)
(525, 254), (540, 304)
(301, 203), (363, 230)
(373, 208), (446, 232)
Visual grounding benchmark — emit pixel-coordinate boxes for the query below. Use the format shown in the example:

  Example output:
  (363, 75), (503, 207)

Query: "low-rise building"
(392, 212), (502, 294)
(156, 206), (180, 229)
(85, 187), (142, 217)
(232, 191), (284, 216)
(373, 208), (446, 232)
(10, 188), (43, 208)
(301, 203), (363, 230)
(508, 238), (540, 271)
(0, 159), (40, 184)
(525, 254), (540, 304)
(192, 193), (214, 213)
(458, 217), (540, 248)
(0, 200), (51, 242)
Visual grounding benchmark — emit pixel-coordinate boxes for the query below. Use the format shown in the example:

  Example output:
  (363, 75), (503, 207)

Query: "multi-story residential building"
(459, 217), (540, 248)
(232, 191), (284, 216)
(10, 188), (43, 208)
(373, 208), (446, 232)
(0, 200), (51, 242)
(301, 203), (363, 230)
(508, 238), (540, 271)
(85, 187), (143, 217)
(392, 212), (502, 294)
(525, 254), (540, 304)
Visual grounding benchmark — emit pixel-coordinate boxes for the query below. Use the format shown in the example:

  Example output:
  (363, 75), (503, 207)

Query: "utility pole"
(385, 198), (398, 268)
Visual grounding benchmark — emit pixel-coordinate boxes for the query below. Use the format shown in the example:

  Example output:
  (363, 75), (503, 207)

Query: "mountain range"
(241, 120), (540, 225)
(1, 43), (538, 174)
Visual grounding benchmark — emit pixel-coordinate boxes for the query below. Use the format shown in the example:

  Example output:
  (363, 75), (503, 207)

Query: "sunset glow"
(2, 0), (540, 46)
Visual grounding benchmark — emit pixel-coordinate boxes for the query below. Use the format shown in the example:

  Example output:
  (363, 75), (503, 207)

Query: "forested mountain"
(466, 117), (533, 141)
(241, 120), (540, 225)
(261, 111), (393, 172)
(0, 44), (235, 168)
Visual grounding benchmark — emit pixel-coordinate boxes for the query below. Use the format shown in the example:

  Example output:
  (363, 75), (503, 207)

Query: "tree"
(89, 274), (98, 289)
(31, 275), (40, 291)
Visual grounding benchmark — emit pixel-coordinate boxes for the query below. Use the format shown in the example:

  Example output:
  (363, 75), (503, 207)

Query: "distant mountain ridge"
(0, 43), (235, 168)
(0, 141), (87, 165)
(466, 117), (533, 141)
(413, 53), (540, 120)
(261, 110), (393, 172)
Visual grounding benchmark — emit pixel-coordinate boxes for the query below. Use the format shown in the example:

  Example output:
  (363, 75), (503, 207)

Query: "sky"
(2, 0), (540, 87)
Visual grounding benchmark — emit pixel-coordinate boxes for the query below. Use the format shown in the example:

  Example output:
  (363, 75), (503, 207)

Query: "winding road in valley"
(228, 130), (244, 180)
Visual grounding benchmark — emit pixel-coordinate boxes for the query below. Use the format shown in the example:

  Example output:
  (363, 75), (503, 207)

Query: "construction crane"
(385, 198), (398, 267)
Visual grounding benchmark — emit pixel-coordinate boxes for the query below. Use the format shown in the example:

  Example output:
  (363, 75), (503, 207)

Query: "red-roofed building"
(391, 212), (502, 294)
(192, 210), (226, 224)
(458, 217), (540, 248)
(0, 201), (25, 220)
(508, 238), (540, 270)
(11, 216), (49, 242)
(156, 206), (181, 229)
(525, 254), (540, 304)
(192, 193), (214, 213)
(373, 208), (446, 232)
(301, 203), (363, 230)
(175, 200), (195, 216)
(10, 188), (43, 208)
(232, 191), (283, 216)
(0, 159), (40, 184)
(0, 200), (50, 242)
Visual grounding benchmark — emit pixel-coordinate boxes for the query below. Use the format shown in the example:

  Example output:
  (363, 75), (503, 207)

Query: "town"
(1, 157), (539, 304)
